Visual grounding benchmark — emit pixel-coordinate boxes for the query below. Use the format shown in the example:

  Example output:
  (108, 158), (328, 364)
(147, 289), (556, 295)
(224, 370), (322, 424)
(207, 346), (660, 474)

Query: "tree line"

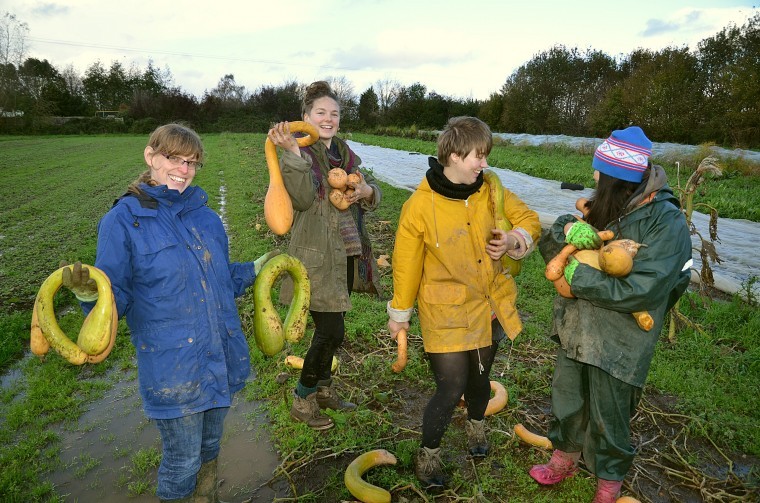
(1, 11), (758, 148)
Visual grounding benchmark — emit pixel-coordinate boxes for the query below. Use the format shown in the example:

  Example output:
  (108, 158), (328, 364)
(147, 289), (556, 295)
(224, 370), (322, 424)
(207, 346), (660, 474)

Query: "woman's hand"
(387, 319), (409, 341)
(267, 121), (300, 155)
(346, 172), (374, 204)
(486, 228), (509, 260)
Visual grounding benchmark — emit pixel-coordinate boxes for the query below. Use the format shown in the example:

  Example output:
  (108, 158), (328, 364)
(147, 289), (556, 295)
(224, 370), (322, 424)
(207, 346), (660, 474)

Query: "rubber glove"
(565, 221), (602, 249)
(60, 261), (99, 302)
(254, 250), (281, 275)
(564, 256), (580, 285)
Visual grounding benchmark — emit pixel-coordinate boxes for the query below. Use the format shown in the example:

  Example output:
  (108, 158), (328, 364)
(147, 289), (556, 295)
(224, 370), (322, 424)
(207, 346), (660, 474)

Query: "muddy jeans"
(154, 406), (230, 499)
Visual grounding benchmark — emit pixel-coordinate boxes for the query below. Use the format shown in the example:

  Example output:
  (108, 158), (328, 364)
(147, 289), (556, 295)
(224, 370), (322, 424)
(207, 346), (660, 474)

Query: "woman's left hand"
(486, 228), (509, 260)
(346, 174), (374, 204)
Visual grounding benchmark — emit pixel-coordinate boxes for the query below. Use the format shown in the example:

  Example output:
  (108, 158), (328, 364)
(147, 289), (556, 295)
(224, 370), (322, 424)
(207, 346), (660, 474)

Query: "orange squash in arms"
(264, 121), (319, 235)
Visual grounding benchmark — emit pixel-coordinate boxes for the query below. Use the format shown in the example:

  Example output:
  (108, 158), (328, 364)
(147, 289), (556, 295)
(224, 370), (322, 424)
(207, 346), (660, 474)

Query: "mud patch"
(45, 372), (286, 501)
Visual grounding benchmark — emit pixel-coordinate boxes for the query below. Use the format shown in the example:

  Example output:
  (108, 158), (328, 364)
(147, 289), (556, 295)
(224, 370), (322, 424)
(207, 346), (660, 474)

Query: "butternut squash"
(616, 497), (642, 503)
(391, 328), (407, 373)
(344, 449), (397, 503)
(514, 423), (553, 449)
(30, 301), (50, 358)
(252, 254), (310, 356)
(482, 169), (521, 276)
(264, 121), (319, 235)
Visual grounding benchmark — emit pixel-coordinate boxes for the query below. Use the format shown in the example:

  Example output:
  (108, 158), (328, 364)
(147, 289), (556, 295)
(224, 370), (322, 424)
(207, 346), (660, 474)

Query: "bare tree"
(0, 12), (28, 67)
(373, 78), (401, 114)
(0, 12), (29, 112)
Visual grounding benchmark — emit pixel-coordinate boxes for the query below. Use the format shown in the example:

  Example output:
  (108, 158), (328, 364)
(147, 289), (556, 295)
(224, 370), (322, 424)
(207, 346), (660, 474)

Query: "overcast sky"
(3, 0), (756, 101)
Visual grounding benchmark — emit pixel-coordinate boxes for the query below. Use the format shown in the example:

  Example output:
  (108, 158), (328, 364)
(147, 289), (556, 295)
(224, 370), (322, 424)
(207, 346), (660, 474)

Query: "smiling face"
(144, 146), (197, 193)
(304, 96), (340, 147)
(443, 149), (488, 185)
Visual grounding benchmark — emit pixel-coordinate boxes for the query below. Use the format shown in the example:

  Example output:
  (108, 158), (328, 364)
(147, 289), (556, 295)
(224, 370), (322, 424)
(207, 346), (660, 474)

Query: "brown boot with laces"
(316, 378), (357, 410)
(414, 446), (445, 490)
(290, 391), (334, 430)
(465, 418), (489, 458)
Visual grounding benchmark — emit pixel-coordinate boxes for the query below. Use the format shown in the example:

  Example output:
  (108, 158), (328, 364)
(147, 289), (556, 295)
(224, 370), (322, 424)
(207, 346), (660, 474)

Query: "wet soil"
(44, 373), (289, 502)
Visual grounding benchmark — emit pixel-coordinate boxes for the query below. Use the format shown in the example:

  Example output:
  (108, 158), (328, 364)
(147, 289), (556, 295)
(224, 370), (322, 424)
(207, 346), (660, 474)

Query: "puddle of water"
(45, 373), (284, 502)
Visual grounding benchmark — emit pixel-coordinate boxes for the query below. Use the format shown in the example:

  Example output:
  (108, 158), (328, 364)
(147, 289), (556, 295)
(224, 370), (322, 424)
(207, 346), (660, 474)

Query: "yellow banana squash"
(33, 265), (117, 365)
(284, 354), (339, 372)
(344, 449), (397, 503)
(483, 169), (521, 276)
(253, 253), (310, 356)
(264, 121), (319, 235)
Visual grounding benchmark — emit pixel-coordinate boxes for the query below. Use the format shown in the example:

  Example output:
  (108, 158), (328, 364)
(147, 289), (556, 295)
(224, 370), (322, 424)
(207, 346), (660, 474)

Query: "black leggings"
(300, 257), (354, 388)
(421, 340), (499, 449)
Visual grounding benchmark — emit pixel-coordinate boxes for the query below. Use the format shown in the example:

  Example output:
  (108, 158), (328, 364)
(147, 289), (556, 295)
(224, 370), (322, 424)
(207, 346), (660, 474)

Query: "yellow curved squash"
(514, 423), (553, 449)
(344, 449), (397, 503)
(284, 354), (339, 373)
(483, 169), (521, 276)
(34, 265), (117, 365)
(264, 121), (319, 235)
(253, 254), (310, 356)
(459, 380), (508, 416)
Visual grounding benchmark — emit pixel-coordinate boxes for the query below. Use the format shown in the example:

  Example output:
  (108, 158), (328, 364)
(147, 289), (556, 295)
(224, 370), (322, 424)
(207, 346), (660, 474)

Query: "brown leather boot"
(414, 446), (445, 490)
(316, 378), (357, 410)
(290, 391), (334, 430)
(465, 418), (488, 458)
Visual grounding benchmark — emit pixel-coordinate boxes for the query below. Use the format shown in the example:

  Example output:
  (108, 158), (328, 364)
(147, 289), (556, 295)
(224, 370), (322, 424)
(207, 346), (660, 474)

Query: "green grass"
(0, 133), (757, 501)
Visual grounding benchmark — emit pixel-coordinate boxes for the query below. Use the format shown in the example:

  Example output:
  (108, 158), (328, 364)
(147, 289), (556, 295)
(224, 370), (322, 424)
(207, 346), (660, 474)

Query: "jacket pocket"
(419, 284), (469, 329)
(134, 326), (202, 407)
(132, 231), (188, 299)
(223, 315), (252, 388)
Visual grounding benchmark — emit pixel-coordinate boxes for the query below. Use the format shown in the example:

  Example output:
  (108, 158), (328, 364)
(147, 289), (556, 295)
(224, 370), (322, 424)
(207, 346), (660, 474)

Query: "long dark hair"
(584, 168), (650, 229)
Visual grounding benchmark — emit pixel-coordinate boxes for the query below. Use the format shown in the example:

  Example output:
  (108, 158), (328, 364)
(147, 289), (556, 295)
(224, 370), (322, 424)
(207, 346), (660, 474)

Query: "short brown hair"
(129, 123), (204, 193)
(436, 116), (493, 166)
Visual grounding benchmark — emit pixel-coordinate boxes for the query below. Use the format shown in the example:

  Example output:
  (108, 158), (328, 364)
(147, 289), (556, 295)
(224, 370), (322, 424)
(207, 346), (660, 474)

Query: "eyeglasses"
(162, 154), (203, 170)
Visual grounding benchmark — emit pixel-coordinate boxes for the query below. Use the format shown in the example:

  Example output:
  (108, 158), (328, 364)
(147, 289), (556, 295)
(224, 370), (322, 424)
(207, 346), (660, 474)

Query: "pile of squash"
(545, 198), (653, 331)
(327, 167), (362, 210)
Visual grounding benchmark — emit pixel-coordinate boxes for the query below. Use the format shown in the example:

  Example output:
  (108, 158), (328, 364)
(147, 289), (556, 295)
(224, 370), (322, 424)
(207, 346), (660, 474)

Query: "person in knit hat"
(531, 126), (693, 502)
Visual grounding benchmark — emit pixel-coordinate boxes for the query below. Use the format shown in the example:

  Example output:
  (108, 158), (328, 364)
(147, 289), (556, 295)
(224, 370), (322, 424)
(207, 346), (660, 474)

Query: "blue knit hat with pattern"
(592, 126), (652, 183)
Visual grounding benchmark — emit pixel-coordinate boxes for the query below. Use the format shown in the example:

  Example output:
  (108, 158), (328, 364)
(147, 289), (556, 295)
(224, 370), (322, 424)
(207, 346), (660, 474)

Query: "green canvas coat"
(538, 186), (691, 387)
(278, 139), (382, 312)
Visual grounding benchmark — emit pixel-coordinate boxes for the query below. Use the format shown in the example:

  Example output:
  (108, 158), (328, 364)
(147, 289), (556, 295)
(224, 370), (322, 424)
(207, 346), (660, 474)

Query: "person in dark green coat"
(530, 126), (692, 503)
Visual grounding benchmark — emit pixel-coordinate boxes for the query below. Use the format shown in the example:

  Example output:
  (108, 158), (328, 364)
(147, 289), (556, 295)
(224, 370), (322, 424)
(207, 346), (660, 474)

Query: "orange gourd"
(327, 168), (348, 190)
(391, 328), (408, 373)
(264, 121), (319, 235)
(514, 423), (553, 449)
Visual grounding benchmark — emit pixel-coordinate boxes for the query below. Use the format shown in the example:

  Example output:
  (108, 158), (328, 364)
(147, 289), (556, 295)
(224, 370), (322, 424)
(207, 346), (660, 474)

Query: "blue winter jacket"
(85, 183), (256, 419)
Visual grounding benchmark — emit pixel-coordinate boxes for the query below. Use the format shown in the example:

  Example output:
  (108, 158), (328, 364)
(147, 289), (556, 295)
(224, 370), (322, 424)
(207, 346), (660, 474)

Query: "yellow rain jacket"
(390, 176), (540, 353)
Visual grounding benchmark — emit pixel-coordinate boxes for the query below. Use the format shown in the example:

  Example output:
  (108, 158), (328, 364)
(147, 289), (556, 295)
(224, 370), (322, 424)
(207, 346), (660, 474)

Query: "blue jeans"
(154, 406), (229, 500)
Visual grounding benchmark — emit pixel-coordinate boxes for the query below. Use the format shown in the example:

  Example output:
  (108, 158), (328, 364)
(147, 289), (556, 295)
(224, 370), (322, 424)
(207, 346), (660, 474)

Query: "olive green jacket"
(538, 186), (691, 387)
(278, 139), (382, 312)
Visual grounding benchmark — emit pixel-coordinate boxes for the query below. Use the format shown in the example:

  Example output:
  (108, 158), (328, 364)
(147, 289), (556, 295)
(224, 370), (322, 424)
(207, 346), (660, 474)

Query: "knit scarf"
(302, 139), (362, 256)
(425, 156), (483, 199)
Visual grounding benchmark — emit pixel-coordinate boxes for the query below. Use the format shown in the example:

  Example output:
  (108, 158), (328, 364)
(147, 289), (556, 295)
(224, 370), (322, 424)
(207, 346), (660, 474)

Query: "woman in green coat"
(267, 81), (382, 430)
(532, 126), (692, 502)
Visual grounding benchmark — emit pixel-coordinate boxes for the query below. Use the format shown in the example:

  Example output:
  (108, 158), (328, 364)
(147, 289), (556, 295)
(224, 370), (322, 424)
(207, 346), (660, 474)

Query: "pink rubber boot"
(592, 478), (623, 503)
(529, 450), (580, 485)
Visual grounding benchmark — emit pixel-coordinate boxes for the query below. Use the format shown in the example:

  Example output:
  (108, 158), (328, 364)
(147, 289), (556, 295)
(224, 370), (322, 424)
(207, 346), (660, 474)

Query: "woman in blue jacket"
(64, 123), (276, 502)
